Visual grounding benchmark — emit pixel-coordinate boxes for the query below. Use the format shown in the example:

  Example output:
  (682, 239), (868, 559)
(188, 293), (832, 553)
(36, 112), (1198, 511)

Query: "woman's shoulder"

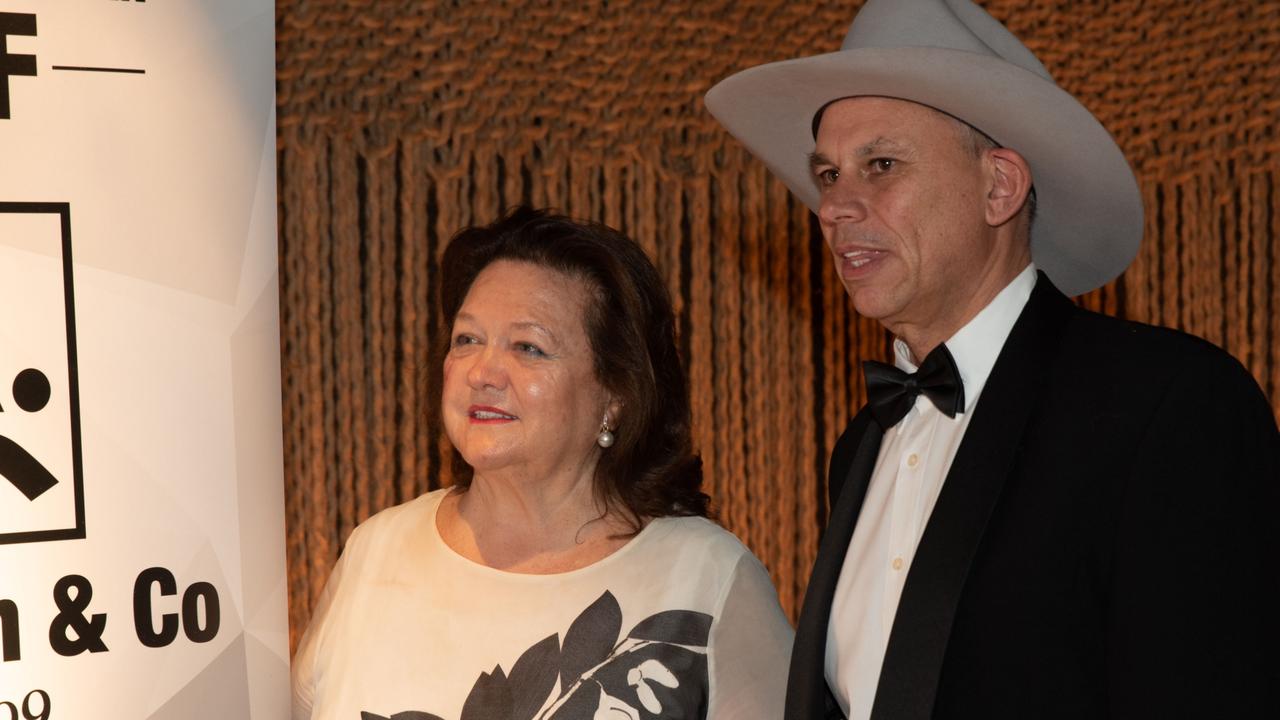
(631, 516), (783, 624)
(342, 488), (447, 554)
(640, 514), (756, 566)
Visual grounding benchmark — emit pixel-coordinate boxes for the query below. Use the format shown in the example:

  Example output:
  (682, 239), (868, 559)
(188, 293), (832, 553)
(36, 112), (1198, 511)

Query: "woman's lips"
(468, 405), (517, 423)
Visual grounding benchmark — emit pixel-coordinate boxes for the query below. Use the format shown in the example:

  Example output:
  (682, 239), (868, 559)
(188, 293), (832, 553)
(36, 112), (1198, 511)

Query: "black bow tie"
(863, 344), (966, 428)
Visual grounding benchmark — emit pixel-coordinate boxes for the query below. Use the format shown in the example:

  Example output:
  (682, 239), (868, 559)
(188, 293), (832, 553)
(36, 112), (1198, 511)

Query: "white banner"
(0, 1), (287, 717)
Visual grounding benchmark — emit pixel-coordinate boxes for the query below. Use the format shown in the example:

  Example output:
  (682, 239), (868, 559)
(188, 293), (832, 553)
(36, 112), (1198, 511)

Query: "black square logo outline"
(0, 202), (84, 545)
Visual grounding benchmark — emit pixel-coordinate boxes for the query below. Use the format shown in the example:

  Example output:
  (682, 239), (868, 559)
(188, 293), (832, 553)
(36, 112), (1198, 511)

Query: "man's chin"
(844, 285), (903, 322)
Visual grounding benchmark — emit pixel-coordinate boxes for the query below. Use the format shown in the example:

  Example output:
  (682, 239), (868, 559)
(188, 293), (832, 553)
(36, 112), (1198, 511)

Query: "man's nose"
(817, 181), (869, 226)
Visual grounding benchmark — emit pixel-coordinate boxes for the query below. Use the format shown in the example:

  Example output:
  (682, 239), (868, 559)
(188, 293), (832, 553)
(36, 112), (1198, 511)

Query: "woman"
(292, 206), (792, 720)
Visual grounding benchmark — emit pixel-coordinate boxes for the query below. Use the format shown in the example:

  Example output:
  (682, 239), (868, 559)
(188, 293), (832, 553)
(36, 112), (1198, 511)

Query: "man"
(705, 1), (1279, 718)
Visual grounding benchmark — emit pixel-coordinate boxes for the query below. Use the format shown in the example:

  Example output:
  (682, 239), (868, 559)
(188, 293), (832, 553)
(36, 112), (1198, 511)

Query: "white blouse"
(292, 489), (793, 720)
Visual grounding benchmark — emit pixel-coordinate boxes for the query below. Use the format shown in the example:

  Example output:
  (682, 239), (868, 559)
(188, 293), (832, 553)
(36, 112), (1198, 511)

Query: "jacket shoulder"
(1046, 307), (1277, 453)
(1064, 308), (1263, 393)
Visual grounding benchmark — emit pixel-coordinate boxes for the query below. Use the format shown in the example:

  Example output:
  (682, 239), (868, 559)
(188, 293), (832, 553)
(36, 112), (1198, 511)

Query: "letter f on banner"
(0, 12), (37, 120)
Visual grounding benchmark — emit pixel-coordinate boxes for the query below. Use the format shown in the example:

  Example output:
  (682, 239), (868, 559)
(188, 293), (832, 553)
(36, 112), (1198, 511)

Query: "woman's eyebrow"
(511, 321), (558, 343)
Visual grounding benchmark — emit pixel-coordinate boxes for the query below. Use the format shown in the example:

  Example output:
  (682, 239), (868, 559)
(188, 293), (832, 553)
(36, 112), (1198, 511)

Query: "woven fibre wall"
(277, 0), (1280, 652)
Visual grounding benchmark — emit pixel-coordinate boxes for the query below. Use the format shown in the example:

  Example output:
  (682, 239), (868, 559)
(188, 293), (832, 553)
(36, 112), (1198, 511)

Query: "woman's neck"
(437, 470), (636, 573)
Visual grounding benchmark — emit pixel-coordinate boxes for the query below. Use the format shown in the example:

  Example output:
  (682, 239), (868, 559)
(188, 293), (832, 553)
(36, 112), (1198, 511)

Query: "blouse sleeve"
(290, 545), (350, 720)
(707, 551), (795, 719)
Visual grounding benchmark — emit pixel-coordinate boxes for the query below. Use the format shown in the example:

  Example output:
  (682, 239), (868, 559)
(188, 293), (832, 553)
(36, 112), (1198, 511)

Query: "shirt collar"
(893, 264), (1038, 414)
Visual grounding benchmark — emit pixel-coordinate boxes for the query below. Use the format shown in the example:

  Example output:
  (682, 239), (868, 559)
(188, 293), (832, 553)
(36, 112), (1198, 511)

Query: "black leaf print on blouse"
(364, 590), (712, 720)
(626, 610), (712, 647)
(508, 634), (561, 720)
(558, 590), (622, 688)
(578, 642), (707, 720)
(544, 681), (600, 719)
(460, 665), (512, 719)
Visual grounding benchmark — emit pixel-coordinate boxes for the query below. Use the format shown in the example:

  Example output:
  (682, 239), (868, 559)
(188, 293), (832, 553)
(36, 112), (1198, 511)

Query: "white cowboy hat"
(704, 0), (1143, 296)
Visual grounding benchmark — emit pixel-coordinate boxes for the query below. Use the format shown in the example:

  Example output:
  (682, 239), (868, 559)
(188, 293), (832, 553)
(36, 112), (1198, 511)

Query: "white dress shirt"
(825, 265), (1038, 719)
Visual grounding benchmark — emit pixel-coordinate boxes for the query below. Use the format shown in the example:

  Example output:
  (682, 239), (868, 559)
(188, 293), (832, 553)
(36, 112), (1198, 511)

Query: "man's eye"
(869, 158), (895, 173)
(514, 342), (547, 357)
(817, 168), (839, 185)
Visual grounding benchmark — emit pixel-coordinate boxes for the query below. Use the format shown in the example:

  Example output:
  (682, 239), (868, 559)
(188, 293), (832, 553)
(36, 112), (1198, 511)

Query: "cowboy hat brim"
(705, 46), (1143, 297)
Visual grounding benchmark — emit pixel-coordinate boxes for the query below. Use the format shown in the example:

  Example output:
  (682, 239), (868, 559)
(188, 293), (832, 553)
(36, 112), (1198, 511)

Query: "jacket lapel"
(787, 409), (884, 719)
(869, 275), (1075, 720)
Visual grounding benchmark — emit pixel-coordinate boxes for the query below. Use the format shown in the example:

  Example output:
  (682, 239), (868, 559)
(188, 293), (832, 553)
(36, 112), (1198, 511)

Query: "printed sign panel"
(0, 204), (83, 545)
(0, 2), (286, 718)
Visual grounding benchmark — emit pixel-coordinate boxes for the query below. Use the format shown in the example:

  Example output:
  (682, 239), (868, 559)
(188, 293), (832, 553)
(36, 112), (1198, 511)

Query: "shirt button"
(906, 453), (919, 468)
(892, 557), (904, 571)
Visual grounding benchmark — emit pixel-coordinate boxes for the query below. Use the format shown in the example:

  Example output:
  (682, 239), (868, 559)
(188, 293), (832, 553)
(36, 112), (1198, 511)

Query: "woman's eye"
(451, 334), (478, 347)
(514, 342), (547, 357)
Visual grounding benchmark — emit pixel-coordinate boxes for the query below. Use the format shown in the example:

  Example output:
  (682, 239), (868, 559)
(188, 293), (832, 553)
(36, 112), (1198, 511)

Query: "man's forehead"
(813, 96), (997, 157)
(814, 96), (952, 137)
(812, 104), (934, 160)
(854, 136), (910, 156)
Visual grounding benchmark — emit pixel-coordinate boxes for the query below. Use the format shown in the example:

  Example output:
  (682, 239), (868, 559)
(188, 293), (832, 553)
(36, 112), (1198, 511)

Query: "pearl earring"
(597, 418), (615, 448)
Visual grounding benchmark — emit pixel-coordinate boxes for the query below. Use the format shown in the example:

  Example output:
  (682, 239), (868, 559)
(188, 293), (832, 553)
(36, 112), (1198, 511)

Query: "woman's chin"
(459, 449), (522, 477)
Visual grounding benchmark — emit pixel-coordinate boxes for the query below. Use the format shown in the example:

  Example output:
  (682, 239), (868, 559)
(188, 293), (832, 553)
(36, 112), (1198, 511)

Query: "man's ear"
(985, 147), (1033, 228)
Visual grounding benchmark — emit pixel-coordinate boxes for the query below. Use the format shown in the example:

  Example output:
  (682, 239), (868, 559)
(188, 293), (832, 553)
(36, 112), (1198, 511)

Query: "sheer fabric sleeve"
(707, 551), (794, 719)
(290, 546), (350, 720)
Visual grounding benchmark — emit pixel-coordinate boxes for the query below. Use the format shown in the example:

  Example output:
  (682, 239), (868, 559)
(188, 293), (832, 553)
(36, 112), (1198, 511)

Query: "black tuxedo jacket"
(786, 275), (1280, 719)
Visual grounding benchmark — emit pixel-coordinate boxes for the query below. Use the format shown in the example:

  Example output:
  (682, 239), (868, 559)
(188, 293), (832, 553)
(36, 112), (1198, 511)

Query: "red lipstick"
(467, 405), (517, 423)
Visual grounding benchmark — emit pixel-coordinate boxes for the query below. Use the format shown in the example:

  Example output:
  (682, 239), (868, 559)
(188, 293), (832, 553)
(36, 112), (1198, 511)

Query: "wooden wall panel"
(276, 0), (1280, 652)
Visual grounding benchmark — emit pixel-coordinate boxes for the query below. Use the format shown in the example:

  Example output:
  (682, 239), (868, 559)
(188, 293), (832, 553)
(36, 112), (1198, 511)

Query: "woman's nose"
(466, 346), (507, 390)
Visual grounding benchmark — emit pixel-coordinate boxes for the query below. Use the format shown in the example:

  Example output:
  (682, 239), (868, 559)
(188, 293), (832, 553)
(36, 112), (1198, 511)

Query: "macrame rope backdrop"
(277, 0), (1280, 652)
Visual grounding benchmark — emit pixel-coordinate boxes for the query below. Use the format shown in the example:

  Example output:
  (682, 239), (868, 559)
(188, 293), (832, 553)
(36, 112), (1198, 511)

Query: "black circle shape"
(13, 368), (51, 413)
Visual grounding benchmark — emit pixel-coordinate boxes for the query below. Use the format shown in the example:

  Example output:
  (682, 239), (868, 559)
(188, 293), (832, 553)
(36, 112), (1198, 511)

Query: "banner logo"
(0, 12), (37, 120)
(0, 203), (84, 545)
